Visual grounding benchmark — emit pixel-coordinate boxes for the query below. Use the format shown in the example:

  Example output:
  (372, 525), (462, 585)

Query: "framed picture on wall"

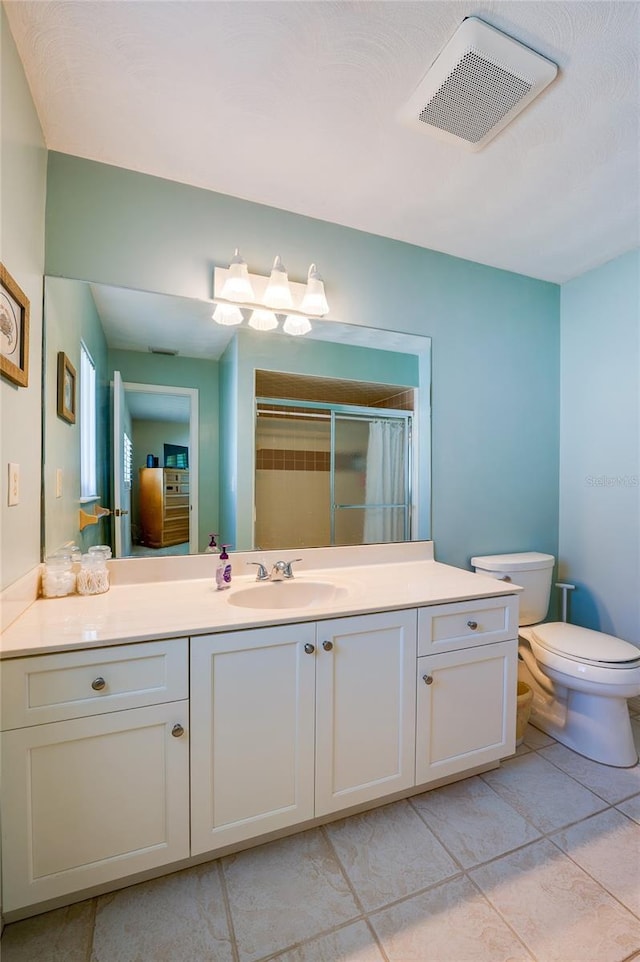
(0, 263), (30, 388)
(57, 352), (77, 423)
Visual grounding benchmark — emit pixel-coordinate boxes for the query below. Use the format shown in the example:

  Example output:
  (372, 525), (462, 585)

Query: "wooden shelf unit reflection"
(139, 468), (190, 548)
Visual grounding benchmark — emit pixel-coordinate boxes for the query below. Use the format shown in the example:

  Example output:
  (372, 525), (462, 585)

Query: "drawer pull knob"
(304, 643), (315, 654)
(322, 640), (333, 651)
(467, 620), (478, 630)
(91, 677), (106, 691)
(423, 674), (433, 685)
(171, 723), (185, 738)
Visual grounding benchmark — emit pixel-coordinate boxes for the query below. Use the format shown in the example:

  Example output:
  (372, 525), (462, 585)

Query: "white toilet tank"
(471, 552), (555, 626)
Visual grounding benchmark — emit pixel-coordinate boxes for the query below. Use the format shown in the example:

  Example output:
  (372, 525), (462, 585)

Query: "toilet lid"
(531, 622), (640, 666)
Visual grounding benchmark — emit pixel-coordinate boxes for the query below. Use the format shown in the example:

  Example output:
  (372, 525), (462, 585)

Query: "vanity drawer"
(418, 596), (518, 655)
(1, 638), (188, 730)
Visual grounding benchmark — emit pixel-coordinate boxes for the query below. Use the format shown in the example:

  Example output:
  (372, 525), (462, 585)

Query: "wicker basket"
(515, 681), (533, 746)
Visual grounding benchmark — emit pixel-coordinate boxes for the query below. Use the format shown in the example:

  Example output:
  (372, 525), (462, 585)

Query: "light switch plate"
(56, 468), (63, 498)
(8, 463), (19, 506)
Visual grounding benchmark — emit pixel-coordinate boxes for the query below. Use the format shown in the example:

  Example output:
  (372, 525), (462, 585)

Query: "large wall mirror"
(43, 277), (431, 560)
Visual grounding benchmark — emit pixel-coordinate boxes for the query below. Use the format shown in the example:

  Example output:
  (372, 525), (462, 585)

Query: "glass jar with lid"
(42, 552), (76, 598)
(77, 551), (110, 595)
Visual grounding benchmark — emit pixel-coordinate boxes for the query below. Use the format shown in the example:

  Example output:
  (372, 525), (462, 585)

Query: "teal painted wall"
(45, 152), (561, 569)
(559, 250), (640, 643)
(43, 277), (109, 554)
(109, 349), (219, 552)
(1, 8), (47, 590)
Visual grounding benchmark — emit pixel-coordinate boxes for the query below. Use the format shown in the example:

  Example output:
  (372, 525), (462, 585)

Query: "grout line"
(464, 872), (539, 962)
(85, 898), (98, 962)
(217, 858), (241, 962)
(406, 794), (467, 872)
(254, 916), (373, 962)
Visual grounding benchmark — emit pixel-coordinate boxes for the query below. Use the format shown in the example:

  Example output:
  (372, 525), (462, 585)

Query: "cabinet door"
(416, 640), (517, 785)
(1, 701), (189, 912)
(190, 624), (316, 856)
(315, 610), (417, 816)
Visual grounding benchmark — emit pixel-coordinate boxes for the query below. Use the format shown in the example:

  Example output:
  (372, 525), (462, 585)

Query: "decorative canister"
(77, 551), (110, 595)
(42, 554), (76, 598)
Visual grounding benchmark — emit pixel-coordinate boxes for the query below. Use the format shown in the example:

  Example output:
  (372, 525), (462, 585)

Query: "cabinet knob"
(91, 676), (106, 691)
(467, 620), (478, 630)
(171, 723), (185, 738)
(422, 674), (433, 685)
(322, 640), (333, 651)
(304, 643), (315, 654)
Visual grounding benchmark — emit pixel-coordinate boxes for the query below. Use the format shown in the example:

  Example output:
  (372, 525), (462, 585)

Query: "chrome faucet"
(247, 559), (302, 582)
(270, 559), (302, 581)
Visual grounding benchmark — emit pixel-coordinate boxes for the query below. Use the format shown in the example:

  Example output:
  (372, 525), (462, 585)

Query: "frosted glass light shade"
(264, 255), (293, 310)
(212, 303), (243, 326)
(283, 315), (312, 336)
(220, 248), (255, 302)
(249, 309), (278, 331)
(300, 264), (329, 316)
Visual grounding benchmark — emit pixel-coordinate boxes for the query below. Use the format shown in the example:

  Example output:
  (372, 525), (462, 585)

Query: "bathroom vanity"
(0, 544), (520, 919)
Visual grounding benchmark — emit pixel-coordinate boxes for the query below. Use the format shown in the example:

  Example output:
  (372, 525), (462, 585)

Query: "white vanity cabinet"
(314, 609), (417, 815)
(190, 609), (417, 856)
(190, 622), (317, 855)
(415, 598), (518, 783)
(1, 639), (190, 913)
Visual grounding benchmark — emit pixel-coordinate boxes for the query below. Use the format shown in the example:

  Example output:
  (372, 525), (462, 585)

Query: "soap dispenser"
(206, 533), (220, 553)
(215, 545), (232, 590)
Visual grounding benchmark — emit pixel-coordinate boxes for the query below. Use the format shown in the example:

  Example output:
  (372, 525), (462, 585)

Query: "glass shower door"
(332, 413), (411, 545)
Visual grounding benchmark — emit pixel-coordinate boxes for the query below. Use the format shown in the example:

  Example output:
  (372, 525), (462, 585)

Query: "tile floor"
(3, 706), (640, 962)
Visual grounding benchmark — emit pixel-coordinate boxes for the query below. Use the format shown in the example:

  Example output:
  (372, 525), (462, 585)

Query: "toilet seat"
(531, 622), (640, 669)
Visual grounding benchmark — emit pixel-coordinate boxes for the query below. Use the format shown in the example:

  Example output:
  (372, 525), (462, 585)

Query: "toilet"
(471, 552), (640, 768)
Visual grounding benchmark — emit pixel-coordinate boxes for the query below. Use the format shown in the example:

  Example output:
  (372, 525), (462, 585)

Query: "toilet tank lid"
(471, 552), (555, 572)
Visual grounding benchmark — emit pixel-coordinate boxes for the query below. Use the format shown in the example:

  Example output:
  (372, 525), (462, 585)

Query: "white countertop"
(0, 544), (521, 658)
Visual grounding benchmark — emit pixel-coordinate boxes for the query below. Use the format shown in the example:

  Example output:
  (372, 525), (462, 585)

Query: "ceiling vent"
(399, 17), (557, 151)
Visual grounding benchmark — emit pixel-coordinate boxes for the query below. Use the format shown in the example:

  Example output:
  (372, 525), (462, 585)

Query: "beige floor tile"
(91, 862), (234, 962)
(521, 723), (556, 749)
(0, 900), (95, 962)
(617, 793), (640, 824)
(481, 752), (607, 832)
(222, 828), (359, 962)
(325, 799), (458, 911)
(628, 696), (640, 715)
(411, 775), (541, 868)
(370, 875), (533, 962)
(471, 838), (640, 962)
(552, 808), (640, 915)
(270, 921), (385, 962)
(539, 742), (640, 803)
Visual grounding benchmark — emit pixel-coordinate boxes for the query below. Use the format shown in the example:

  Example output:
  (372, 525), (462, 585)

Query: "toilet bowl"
(472, 553), (640, 768)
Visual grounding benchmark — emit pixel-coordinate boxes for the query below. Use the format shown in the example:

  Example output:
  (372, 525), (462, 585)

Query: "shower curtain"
(363, 419), (405, 543)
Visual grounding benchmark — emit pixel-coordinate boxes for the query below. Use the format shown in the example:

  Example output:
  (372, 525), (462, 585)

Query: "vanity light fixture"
(263, 256), (293, 310)
(283, 315), (312, 336)
(212, 251), (330, 337)
(300, 264), (329, 316)
(212, 303), (243, 326)
(248, 309), (279, 332)
(219, 249), (255, 302)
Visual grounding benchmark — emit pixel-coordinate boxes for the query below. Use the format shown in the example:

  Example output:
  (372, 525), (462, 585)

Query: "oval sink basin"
(228, 580), (347, 610)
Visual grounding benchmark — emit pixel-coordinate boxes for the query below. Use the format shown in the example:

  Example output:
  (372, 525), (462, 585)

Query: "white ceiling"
(7, 1), (639, 282)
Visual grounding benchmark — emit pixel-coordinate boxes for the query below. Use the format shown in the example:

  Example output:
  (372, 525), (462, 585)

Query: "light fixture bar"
(213, 266), (330, 318)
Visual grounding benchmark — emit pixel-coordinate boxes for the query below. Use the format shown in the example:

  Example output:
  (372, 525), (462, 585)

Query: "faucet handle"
(248, 562), (269, 581)
(282, 558), (303, 578)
